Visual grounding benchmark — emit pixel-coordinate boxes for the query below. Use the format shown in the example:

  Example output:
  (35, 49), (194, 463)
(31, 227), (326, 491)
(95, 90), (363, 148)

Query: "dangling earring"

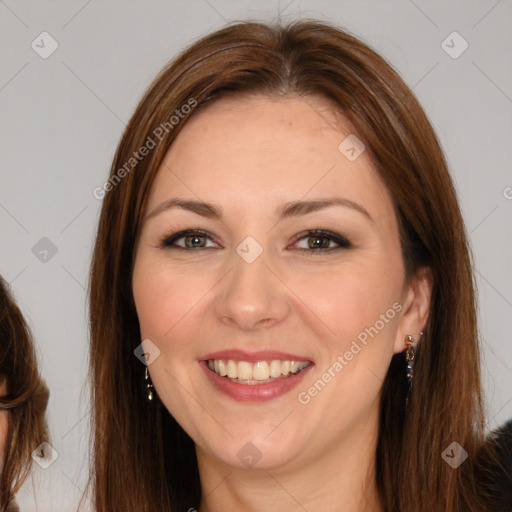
(145, 366), (155, 402)
(404, 331), (423, 406)
(405, 335), (415, 393)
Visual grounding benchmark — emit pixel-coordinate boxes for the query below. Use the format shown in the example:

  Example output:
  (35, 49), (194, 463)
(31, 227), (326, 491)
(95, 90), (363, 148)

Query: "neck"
(197, 406), (384, 512)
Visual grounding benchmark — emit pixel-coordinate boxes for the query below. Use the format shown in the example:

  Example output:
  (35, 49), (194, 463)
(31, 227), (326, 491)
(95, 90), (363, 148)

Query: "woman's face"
(132, 94), (428, 471)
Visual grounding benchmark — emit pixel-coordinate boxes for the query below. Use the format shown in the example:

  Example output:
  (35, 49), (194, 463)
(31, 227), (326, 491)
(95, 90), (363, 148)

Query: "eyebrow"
(144, 197), (373, 223)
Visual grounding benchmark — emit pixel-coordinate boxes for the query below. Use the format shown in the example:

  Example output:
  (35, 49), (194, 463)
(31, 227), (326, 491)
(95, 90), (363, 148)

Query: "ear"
(393, 266), (433, 354)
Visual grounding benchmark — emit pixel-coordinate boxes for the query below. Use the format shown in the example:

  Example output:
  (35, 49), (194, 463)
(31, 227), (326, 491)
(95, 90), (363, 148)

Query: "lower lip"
(199, 360), (314, 402)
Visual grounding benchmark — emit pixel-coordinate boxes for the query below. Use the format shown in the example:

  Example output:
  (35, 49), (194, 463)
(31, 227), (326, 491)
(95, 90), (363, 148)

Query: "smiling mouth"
(206, 359), (312, 385)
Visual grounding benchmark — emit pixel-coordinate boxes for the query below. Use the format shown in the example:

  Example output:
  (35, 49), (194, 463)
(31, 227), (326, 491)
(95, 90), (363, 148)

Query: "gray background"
(1, 1), (511, 510)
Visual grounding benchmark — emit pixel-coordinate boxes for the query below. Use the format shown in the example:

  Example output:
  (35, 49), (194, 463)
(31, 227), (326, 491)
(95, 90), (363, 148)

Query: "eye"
(159, 228), (351, 254)
(160, 229), (219, 250)
(292, 230), (352, 255)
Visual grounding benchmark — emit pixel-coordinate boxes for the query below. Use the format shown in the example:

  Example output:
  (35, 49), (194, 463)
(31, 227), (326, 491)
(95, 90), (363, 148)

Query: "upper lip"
(201, 349), (313, 363)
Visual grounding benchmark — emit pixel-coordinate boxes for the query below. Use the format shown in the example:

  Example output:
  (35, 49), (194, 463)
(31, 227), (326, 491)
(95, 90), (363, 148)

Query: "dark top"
(480, 418), (512, 511)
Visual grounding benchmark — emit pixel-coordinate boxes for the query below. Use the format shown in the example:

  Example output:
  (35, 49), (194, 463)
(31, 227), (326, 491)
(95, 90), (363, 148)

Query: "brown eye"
(293, 230), (351, 255)
(161, 230), (218, 250)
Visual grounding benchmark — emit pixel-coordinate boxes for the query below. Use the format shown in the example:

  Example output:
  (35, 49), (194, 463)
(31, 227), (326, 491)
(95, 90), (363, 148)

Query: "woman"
(88, 20), (511, 511)
(0, 276), (49, 511)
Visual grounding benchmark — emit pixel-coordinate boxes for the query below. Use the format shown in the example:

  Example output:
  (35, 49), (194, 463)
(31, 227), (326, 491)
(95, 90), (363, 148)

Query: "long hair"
(0, 276), (49, 510)
(88, 19), (498, 511)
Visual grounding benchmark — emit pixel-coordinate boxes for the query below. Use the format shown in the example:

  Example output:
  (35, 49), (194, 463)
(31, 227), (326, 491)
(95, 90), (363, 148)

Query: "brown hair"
(88, 19), (499, 511)
(0, 276), (49, 510)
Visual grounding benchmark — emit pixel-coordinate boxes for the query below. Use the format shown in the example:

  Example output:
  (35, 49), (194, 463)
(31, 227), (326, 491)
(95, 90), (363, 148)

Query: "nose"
(213, 247), (291, 331)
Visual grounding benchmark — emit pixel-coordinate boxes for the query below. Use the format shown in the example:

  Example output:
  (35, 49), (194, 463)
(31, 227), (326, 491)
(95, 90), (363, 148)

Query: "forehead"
(146, 94), (394, 223)
(166, 93), (360, 175)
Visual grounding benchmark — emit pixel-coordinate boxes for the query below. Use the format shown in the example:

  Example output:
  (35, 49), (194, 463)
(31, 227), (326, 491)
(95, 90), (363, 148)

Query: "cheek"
(291, 256), (404, 346)
(289, 277), (400, 433)
(289, 256), (404, 415)
(132, 254), (216, 351)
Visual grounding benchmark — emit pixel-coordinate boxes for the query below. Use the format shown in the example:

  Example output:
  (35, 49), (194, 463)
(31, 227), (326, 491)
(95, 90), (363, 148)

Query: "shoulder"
(477, 418), (512, 511)
(6, 499), (20, 512)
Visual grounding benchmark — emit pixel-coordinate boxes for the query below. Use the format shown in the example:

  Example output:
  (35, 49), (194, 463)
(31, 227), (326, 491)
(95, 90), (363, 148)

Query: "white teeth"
(227, 360), (237, 378)
(207, 359), (310, 382)
(253, 361), (269, 380)
(238, 361), (252, 380)
(290, 361), (300, 373)
(269, 360), (282, 378)
(218, 359), (227, 376)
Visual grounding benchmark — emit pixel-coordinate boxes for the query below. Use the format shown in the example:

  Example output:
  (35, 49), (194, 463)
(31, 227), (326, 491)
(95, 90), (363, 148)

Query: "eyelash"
(160, 229), (352, 255)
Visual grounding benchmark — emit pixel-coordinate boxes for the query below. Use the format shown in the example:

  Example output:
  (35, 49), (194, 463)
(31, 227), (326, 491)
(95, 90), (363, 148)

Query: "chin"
(202, 428), (305, 472)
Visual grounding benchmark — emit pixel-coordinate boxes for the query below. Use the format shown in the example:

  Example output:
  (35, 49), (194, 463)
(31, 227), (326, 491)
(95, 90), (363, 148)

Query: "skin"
(132, 94), (432, 512)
